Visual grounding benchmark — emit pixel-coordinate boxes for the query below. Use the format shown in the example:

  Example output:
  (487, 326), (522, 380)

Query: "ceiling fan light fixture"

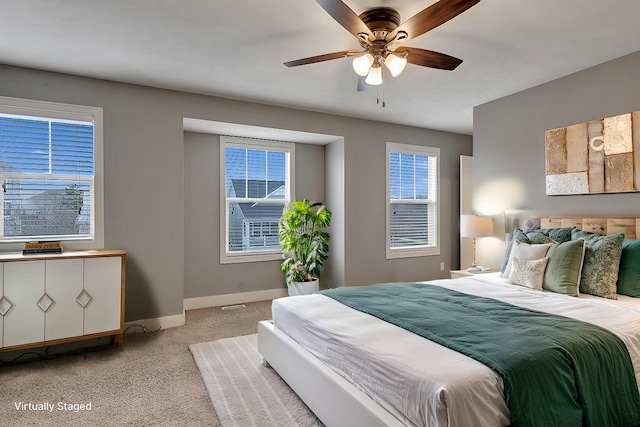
(384, 53), (407, 77)
(352, 53), (374, 76)
(365, 62), (383, 85)
(284, 1), (480, 91)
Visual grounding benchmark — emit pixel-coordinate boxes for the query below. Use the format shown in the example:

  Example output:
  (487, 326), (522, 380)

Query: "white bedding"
(271, 273), (640, 427)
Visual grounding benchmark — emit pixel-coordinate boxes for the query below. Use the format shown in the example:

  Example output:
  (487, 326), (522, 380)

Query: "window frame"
(219, 136), (295, 264)
(0, 96), (104, 250)
(385, 142), (440, 259)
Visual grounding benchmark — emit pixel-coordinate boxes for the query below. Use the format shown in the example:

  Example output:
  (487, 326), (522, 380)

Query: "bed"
(257, 216), (640, 427)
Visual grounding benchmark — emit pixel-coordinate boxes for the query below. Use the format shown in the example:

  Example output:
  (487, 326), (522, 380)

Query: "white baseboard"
(124, 288), (286, 333)
(183, 288), (288, 311)
(124, 312), (186, 333)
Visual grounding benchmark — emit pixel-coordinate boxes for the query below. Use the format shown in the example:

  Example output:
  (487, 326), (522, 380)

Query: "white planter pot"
(287, 279), (319, 296)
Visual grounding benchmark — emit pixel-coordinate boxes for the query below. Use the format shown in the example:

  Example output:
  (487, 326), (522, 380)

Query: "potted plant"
(279, 199), (332, 295)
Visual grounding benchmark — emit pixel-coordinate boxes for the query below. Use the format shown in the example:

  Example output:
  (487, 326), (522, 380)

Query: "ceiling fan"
(285, 0), (481, 86)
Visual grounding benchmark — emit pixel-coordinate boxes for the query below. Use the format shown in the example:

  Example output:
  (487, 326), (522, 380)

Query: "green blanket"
(319, 283), (640, 427)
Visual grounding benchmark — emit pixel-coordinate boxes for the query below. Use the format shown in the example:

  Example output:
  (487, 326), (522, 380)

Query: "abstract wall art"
(545, 111), (640, 195)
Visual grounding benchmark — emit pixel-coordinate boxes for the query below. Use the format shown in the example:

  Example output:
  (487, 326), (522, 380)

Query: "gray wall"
(183, 132), (325, 298)
(323, 138), (346, 289)
(0, 64), (472, 321)
(341, 126), (470, 284)
(473, 50), (640, 269)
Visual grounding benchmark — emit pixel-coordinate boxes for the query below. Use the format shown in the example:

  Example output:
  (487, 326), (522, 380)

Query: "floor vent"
(221, 304), (246, 311)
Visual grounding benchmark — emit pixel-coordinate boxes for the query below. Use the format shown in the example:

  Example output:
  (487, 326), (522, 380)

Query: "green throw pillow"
(571, 229), (624, 299)
(617, 240), (640, 297)
(524, 231), (556, 244)
(541, 227), (574, 244)
(500, 232), (516, 274)
(543, 239), (585, 297)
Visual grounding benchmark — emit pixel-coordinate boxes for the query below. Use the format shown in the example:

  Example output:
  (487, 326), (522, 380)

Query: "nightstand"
(450, 269), (492, 279)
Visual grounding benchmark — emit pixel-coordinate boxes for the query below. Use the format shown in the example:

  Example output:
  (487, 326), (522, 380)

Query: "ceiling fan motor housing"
(357, 7), (404, 58)
(359, 7), (400, 39)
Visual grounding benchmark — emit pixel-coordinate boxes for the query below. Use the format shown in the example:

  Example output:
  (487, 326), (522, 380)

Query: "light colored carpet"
(190, 334), (323, 427)
(0, 301), (274, 426)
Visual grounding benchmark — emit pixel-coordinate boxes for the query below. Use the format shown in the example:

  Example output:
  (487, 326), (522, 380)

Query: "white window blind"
(0, 107), (98, 243)
(220, 137), (294, 263)
(386, 142), (439, 258)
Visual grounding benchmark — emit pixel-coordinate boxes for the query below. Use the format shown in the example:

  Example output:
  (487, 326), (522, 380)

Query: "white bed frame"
(259, 215), (640, 426)
(257, 320), (405, 427)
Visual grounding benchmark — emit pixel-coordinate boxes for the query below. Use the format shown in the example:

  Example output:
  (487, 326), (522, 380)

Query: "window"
(0, 96), (103, 248)
(386, 142), (439, 258)
(220, 136), (294, 263)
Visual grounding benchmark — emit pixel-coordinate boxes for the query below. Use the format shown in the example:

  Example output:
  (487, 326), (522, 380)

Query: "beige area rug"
(189, 334), (323, 427)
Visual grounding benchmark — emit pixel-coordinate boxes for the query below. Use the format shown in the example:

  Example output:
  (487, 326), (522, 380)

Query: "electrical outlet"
(440, 262), (445, 271)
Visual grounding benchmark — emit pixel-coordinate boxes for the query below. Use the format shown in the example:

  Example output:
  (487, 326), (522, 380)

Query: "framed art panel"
(545, 111), (640, 195)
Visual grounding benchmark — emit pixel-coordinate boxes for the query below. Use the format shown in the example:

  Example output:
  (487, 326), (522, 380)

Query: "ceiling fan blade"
(284, 50), (359, 67)
(357, 76), (370, 92)
(388, 0), (480, 43)
(401, 47), (463, 70)
(316, 0), (371, 41)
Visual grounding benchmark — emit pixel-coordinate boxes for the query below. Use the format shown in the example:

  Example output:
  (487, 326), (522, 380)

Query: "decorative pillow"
(502, 240), (554, 278)
(499, 227), (574, 273)
(523, 217), (541, 231)
(523, 232), (556, 245)
(617, 240), (640, 297)
(500, 228), (558, 273)
(500, 232), (516, 274)
(543, 239), (585, 297)
(571, 230), (624, 299)
(508, 257), (549, 290)
(542, 227), (575, 244)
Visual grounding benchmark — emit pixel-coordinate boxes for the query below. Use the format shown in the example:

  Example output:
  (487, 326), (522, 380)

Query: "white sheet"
(271, 273), (640, 427)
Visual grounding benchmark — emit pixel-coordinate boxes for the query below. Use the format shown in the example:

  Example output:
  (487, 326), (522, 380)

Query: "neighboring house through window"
(220, 136), (294, 263)
(386, 142), (439, 258)
(0, 96), (103, 249)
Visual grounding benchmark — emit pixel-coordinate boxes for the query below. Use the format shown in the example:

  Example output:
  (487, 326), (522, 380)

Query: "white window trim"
(386, 142), (440, 259)
(219, 136), (295, 264)
(0, 96), (104, 250)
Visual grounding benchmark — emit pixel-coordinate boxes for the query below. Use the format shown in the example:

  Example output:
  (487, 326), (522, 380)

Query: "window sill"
(386, 247), (440, 259)
(220, 251), (282, 264)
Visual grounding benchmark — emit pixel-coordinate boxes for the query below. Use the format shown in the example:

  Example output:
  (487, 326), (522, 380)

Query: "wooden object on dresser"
(0, 250), (125, 352)
(450, 269), (492, 279)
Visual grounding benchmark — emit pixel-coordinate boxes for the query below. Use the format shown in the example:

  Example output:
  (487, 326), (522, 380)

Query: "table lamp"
(460, 214), (493, 271)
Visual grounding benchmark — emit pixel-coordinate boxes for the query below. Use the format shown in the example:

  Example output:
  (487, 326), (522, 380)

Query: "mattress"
(271, 273), (640, 427)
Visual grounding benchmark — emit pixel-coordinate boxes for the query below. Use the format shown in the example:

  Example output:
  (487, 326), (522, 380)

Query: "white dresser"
(0, 250), (125, 352)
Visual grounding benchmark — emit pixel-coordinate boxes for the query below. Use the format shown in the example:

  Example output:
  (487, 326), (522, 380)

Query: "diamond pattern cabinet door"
(3, 261), (45, 347)
(83, 257), (122, 335)
(45, 259), (84, 341)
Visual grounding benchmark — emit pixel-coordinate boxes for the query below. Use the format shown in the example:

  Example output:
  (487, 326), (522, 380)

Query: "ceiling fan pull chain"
(375, 86), (386, 108)
(381, 67), (385, 107)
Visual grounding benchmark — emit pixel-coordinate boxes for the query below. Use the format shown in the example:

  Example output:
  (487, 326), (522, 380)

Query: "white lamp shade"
(352, 53), (374, 76)
(460, 215), (493, 238)
(384, 53), (407, 77)
(365, 63), (383, 85)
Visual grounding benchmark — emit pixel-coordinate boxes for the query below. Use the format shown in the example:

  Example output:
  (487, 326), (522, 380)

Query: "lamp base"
(466, 266), (491, 272)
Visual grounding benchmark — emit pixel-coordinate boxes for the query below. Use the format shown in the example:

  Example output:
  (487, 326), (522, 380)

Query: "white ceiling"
(2, 0), (640, 135)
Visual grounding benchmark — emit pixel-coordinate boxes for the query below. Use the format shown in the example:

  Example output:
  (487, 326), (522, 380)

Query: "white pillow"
(508, 256), (549, 291)
(502, 240), (553, 278)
